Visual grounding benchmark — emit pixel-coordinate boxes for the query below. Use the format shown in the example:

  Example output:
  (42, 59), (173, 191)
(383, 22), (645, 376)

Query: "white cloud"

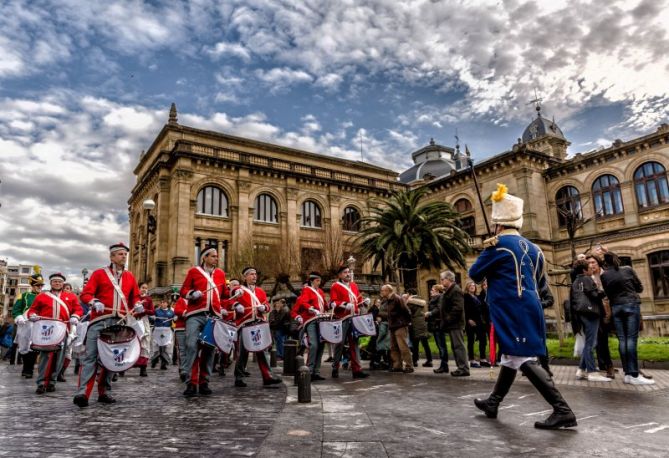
(254, 67), (313, 91)
(206, 41), (252, 61)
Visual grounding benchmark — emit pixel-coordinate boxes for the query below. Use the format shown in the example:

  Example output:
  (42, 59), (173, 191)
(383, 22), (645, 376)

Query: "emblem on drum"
(251, 329), (262, 345)
(113, 348), (128, 364)
(333, 323), (341, 337)
(41, 325), (55, 338)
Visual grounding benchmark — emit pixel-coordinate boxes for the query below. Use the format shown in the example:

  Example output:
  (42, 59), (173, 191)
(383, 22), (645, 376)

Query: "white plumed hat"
(491, 183), (524, 229)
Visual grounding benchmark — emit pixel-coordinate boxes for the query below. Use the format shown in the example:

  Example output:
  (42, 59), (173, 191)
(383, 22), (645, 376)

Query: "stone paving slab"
(0, 362), (285, 457)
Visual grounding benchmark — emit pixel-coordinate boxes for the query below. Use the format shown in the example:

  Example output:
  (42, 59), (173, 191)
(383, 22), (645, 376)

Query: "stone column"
(168, 160), (194, 284)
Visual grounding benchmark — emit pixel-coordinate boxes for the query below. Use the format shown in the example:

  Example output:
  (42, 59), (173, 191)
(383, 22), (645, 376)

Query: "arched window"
(454, 198), (476, 236)
(648, 250), (669, 298)
(196, 186), (228, 217)
(301, 200), (322, 228)
(254, 193), (278, 223)
(342, 206), (361, 232)
(592, 175), (623, 218)
(634, 162), (669, 209)
(555, 186), (582, 227)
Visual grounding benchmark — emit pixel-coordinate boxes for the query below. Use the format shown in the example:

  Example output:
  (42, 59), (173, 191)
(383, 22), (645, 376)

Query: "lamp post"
(142, 198), (156, 284)
(347, 255), (356, 282)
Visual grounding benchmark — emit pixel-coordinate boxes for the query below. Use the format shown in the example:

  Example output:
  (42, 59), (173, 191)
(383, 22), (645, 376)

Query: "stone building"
(1, 262), (33, 318)
(130, 104), (669, 333)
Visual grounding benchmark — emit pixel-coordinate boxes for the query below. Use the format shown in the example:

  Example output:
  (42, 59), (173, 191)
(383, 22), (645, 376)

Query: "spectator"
(269, 299), (291, 359)
(405, 289), (433, 368)
(372, 298), (391, 370)
(587, 254), (614, 379)
(426, 284), (448, 373)
(464, 281), (489, 368)
(381, 284), (413, 373)
(0, 318), (14, 361)
(439, 271), (469, 377)
(569, 260), (610, 382)
(601, 251), (654, 385)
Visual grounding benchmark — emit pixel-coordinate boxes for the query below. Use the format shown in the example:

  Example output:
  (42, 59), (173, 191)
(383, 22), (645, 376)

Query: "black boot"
(199, 383), (212, 395)
(183, 383), (198, 397)
(139, 367), (148, 377)
(520, 361), (577, 429)
(474, 365), (517, 418)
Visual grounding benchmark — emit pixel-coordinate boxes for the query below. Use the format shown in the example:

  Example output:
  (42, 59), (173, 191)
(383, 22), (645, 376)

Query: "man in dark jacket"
(381, 284), (413, 373)
(439, 271), (469, 376)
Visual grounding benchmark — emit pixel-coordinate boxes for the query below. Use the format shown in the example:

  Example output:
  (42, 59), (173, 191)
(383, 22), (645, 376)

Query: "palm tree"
(354, 187), (470, 289)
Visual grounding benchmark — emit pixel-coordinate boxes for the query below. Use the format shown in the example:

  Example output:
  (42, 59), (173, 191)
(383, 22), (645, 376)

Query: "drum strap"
(240, 286), (263, 319)
(45, 292), (68, 320)
(335, 281), (358, 317)
(306, 286), (325, 311)
(196, 266), (220, 310)
(104, 267), (128, 315)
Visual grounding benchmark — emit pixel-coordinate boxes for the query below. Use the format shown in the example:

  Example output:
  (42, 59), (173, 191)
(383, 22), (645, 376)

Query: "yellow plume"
(491, 183), (508, 202)
(33, 265), (42, 275)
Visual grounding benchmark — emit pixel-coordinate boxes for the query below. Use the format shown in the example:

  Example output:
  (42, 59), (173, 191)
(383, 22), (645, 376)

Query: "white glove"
(188, 290), (203, 301)
(345, 303), (354, 311)
(133, 303), (145, 314)
(231, 289), (243, 299)
(15, 315), (27, 325)
(29, 313), (40, 322)
(363, 297), (371, 306)
(69, 317), (79, 325)
(234, 304), (245, 314)
(91, 300), (105, 313)
(256, 304), (266, 313)
(308, 307), (319, 315)
(328, 301), (336, 310)
(296, 316), (304, 324)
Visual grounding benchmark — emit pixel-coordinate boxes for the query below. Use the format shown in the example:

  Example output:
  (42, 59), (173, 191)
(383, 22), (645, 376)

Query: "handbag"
(570, 278), (600, 317)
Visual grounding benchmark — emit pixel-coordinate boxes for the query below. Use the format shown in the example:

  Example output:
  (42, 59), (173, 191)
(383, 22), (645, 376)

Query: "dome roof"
(399, 158), (455, 184)
(522, 114), (565, 143)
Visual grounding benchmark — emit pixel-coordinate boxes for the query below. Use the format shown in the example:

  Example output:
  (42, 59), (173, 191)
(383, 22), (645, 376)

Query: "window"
(196, 186), (229, 217)
(19, 278), (28, 285)
(342, 206), (361, 232)
(556, 186), (583, 227)
(592, 175), (624, 218)
(454, 198), (475, 236)
(254, 194), (278, 223)
(648, 251), (669, 299)
(301, 200), (322, 228)
(21, 267), (30, 274)
(619, 256), (632, 267)
(634, 162), (669, 209)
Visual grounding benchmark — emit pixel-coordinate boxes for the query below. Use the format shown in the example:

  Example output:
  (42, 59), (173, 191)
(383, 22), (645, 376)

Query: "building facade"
(130, 105), (669, 334)
(1, 262), (33, 318)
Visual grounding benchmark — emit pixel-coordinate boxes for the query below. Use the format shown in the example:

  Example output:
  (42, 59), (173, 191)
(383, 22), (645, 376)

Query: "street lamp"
(142, 198), (156, 284)
(347, 255), (356, 282)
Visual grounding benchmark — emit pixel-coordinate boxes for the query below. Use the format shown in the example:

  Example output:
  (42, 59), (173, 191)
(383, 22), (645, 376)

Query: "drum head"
(99, 325), (137, 345)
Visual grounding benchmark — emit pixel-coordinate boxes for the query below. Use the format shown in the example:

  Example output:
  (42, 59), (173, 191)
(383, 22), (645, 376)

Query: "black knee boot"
(520, 360), (577, 429)
(474, 365), (517, 418)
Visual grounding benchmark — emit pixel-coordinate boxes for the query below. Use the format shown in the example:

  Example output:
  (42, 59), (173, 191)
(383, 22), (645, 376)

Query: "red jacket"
(292, 286), (326, 325)
(136, 295), (155, 319)
(80, 266), (141, 324)
(230, 285), (268, 326)
(329, 281), (362, 319)
(179, 266), (229, 318)
(27, 291), (83, 321)
(173, 297), (187, 331)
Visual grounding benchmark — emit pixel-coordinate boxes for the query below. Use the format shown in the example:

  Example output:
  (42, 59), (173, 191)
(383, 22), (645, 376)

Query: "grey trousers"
(448, 329), (469, 372)
(175, 330), (186, 365)
(180, 314), (214, 382)
(75, 318), (116, 398)
(301, 321), (324, 375)
(36, 349), (61, 386)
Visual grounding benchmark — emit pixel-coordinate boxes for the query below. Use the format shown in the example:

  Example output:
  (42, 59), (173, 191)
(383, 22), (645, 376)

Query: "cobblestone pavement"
(0, 361), (285, 457)
(260, 364), (669, 458)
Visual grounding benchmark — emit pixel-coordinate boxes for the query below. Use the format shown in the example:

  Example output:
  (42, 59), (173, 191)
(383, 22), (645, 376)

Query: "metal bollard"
(270, 349), (277, 368)
(297, 363), (311, 403)
(283, 339), (298, 376)
(294, 355), (304, 385)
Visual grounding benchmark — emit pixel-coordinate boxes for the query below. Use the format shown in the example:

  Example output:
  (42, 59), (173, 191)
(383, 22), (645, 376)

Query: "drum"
(198, 317), (217, 348)
(72, 321), (89, 354)
(30, 319), (68, 352)
(352, 313), (377, 336)
(241, 321), (272, 352)
(126, 315), (145, 339)
(318, 318), (344, 344)
(152, 327), (173, 347)
(15, 321), (33, 355)
(97, 325), (141, 372)
(213, 320), (237, 354)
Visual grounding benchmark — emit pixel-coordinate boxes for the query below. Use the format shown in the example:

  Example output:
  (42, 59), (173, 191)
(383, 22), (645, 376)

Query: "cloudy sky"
(1, 0), (668, 286)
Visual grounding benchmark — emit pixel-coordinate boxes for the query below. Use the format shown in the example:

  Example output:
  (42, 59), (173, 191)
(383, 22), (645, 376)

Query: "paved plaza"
(1, 361), (668, 457)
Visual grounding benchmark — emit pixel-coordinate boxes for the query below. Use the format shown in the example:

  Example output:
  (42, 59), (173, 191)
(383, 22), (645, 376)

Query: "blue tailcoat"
(468, 232), (547, 357)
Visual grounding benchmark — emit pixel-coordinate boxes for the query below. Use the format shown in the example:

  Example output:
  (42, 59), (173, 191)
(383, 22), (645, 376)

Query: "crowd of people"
(0, 183), (656, 432)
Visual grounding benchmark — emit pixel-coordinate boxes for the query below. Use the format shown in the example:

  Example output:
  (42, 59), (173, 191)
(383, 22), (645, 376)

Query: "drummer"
(329, 265), (370, 379)
(132, 282), (155, 377)
(74, 242), (142, 408)
(292, 272), (326, 381)
(230, 266), (282, 388)
(179, 245), (230, 397)
(27, 273), (83, 394)
(172, 291), (187, 370)
(151, 297), (174, 370)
